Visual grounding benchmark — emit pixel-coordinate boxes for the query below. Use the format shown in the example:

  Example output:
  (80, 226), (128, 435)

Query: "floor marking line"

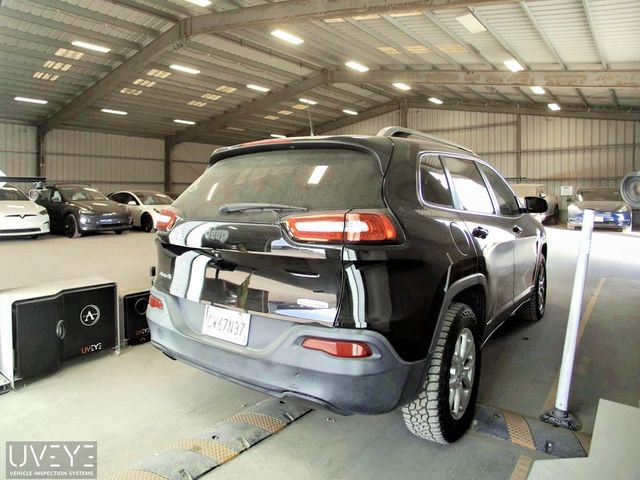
(509, 454), (533, 480)
(542, 277), (606, 412)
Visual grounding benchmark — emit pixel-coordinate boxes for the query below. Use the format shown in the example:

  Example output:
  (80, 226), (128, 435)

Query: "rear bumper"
(147, 288), (425, 415)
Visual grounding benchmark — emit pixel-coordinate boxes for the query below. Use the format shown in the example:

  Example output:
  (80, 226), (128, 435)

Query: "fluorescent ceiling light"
(270, 29), (304, 45)
(201, 93), (221, 100)
(342, 109), (358, 115)
(393, 82), (411, 91)
(120, 88), (142, 96)
(71, 40), (110, 53)
(504, 59), (524, 72)
(248, 84), (270, 92)
(101, 108), (127, 115)
(43, 60), (71, 71)
(133, 79), (156, 87)
(226, 127), (245, 132)
(530, 86), (545, 95)
(216, 85), (236, 93)
(308, 165), (328, 185)
(345, 61), (369, 72)
(15, 96), (48, 105)
(428, 97), (443, 105)
(299, 98), (317, 105)
(264, 115), (279, 120)
(278, 110), (293, 115)
(548, 103), (561, 111)
(55, 48), (83, 60)
(147, 69), (171, 78)
(270, 134), (286, 138)
(185, 0), (212, 6)
(174, 119), (196, 125)
(32, 72), (59, 81)
(170, 64), (200, 75)
(456, 13), (486, 34)
(187, 100), (207, 107)
(292, 104), (308, 110)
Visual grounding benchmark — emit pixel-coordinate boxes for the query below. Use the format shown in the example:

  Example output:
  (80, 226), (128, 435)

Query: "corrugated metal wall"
(43, 129), (165, 194)
(0, 122), (37, 176)
(410, 109), (518, 178)
(172, 142), (219, 193)
(320, 110), (639, 213)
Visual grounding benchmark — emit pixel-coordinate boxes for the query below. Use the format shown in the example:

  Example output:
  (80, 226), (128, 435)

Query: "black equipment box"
(121, 291), (150, 345)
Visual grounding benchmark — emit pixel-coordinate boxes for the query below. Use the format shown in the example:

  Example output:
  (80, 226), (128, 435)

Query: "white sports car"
(108, 190), (173, 232)
(0, 184), (50, 238)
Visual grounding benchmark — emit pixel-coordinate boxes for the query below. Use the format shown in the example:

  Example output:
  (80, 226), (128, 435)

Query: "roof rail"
(377, 126), (476, 155)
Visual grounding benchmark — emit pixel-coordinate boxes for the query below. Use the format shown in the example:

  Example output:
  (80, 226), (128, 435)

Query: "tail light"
(148, 294), (164, 311)
(156, 209), (179, 232)
(285, 211), (398, 244)
(302, 337), (372, 358)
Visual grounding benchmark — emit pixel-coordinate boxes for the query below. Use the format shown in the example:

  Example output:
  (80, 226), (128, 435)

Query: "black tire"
(551, 205), (560, 225)
(402, 302), (481, 444)
(64, 214), (81, 238)
(516, 256), (546, 322)
(141, 213), (154, 233)
(115, 230), (125, 235)
(30, 234), (40, 240)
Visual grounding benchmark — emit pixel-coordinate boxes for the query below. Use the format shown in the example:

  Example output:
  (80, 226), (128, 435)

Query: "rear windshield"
(173, 148), (385, 220)
(0, 185), (28, 201)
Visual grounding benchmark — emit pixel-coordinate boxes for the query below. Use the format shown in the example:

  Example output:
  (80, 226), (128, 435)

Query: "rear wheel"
(115, 230), (125, 235)
(402, 302), (480, 444)
(64, 214), (81, 238)
(517, 256), (546, 322)
(141, 213), (154, 232)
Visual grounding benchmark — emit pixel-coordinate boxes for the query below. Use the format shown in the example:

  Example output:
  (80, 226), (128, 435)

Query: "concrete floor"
(0, 228), (638, 479)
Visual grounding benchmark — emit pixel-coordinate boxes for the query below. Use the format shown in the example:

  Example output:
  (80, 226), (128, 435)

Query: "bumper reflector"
(302, 337), (372, 358)
(148, 294), (164, 311)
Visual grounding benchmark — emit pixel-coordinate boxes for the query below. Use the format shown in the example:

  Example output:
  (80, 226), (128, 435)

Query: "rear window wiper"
(219, 203), (309, 215)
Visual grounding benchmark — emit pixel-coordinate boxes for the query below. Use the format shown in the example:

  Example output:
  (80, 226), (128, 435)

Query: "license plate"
(202, 306), (251, 346)
(594, 215), (604, 222)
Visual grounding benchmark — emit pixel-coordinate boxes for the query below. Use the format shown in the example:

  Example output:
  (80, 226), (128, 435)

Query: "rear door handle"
(472, 226), (489, 239)
(513, 225), (524, 235)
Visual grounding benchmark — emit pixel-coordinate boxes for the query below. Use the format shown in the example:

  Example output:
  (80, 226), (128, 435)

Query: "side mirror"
(128, 200), (137, 206)
(51, 196), (61, 203)
(525, 196), (548, 214)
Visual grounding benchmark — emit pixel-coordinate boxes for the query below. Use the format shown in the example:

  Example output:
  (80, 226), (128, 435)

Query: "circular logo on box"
(134, 297), (148, 316)
(80, 304), (101, 327)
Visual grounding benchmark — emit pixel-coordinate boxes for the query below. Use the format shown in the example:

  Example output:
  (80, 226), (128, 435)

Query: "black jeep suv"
(147, 127), (548, 444)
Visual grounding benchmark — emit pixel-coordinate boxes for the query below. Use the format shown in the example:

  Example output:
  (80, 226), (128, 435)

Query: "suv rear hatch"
(153, 138), (396, 341)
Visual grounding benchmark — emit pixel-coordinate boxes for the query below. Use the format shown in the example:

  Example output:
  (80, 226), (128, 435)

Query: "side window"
(441, 156), (494, 214)
(112, 193), (126, 203)
(478, 164), (520, 216)
(418, 155), (453, 207)
(50, 188), (62, 202)
(123, 193), (137, 205)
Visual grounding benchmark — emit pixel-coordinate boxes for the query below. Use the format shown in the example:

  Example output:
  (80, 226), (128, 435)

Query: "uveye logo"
(6, 441), (97, 479)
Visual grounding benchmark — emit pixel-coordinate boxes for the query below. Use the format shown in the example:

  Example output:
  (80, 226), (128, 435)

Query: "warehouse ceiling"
(0, 0), (639, 145)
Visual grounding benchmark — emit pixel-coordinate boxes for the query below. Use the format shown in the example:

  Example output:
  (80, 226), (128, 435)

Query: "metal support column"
(164, 138), (175, 193)
(399, 99), (408, 128)
(36, 127), (45, 178)
(515, 115), (522, 181)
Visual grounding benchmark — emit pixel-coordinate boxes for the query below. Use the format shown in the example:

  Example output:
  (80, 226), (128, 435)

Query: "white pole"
(554, 209), (595, 414)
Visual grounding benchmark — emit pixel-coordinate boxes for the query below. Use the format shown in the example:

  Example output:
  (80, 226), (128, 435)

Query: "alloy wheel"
(449, 327), (476, 420)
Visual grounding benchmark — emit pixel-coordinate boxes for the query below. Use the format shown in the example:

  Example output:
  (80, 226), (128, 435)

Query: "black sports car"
(36, 184), (132, 238)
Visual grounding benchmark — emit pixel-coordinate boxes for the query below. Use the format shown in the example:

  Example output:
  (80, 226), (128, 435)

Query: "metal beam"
(581, 0), (608, 69)
(170, 72), (328, 144)
(404, 98), (640, 121)
(190, 1), (522, 33)
(333, 70), (640, 88)
(39, 20), (190, 135)
(27, 0), (159, 37)
(165, 138), (174, 192)
(38, 0), (518, 135)
(107, 0), (180, 21)
(519, 1), (567, 70)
